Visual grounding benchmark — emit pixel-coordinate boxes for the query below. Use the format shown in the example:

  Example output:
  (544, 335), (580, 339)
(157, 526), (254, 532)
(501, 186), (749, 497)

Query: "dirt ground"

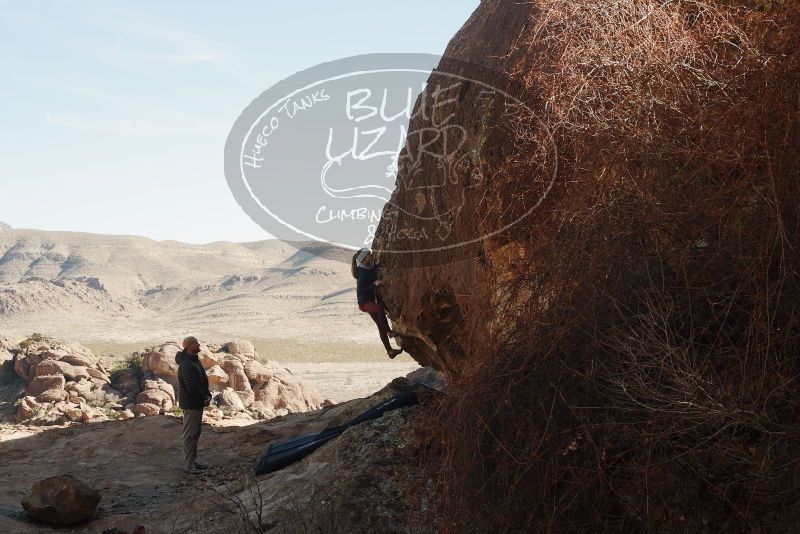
(0, 414), (268, 533)
(0, 379), (427, 533)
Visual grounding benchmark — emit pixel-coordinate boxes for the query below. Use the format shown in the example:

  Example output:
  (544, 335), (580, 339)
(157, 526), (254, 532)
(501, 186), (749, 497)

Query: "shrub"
(109, 352), (144, 383)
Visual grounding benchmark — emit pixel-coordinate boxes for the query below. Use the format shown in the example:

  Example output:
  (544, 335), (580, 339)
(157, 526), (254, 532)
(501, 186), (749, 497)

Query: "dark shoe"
(184, 467), (202, 475)
(194, 463), (208, 470)
(387, 348), (403, 359)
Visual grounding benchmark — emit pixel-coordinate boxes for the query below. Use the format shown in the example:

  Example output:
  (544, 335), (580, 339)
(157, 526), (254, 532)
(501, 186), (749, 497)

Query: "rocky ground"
(0, 378), (439, 533)
(0, 331), (431, 533)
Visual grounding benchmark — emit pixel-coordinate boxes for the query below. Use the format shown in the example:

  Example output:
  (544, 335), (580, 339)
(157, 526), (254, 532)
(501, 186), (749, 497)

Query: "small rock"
(21, 474), (101, 526)
(206, 365), (229, 390)
(65, 408), (83, 422)
(15, 396), (39, 422)
(131, 403), (160, 417)
(136, 389), (173, 412)
(36, 389), (68, 403)
(219, 388), (246, 412)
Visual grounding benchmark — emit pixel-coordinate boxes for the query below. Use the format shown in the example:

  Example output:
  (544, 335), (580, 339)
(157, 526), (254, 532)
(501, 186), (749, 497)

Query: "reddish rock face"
(375, 1), (800, 531)
(25, 374), (66, 397)
(374, 0), (535, 376)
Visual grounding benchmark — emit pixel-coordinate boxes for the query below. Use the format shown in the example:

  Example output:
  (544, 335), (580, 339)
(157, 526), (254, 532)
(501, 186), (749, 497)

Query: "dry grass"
(420, 1), (800, 531)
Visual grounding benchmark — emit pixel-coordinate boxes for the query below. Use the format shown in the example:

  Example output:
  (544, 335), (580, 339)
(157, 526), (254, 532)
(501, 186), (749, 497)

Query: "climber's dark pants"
(359, 301), (392, 353)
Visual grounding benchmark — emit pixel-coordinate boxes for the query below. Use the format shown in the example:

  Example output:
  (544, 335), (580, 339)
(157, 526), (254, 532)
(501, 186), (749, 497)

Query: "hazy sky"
(0, 1), (479, 243)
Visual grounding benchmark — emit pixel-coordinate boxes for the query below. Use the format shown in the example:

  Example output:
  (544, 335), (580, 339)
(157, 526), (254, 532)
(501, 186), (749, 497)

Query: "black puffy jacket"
(356, 265), (378, 305)
(175, 350), (211, 410)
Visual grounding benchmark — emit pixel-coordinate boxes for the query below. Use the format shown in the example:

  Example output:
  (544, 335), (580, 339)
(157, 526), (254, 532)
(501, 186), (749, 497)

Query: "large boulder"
(222, 340), (256, 359)
(25, 375), (65, 397)
(36, 389), (68, 403)
(65, 378), (94, 399)
(252, 367), (323, 412)
(21, 475), (101, 526)
(34, 360), (90, 381)
(221, 358), (251, 391)
(135, 389), (173, 413)
(243, 359), (273, 384)
(218, 387), (246, 412)
(142, 378), (176, 401)
(206, 365), (229, 391)
(141, 342), (180, 383)
(59, 353), (98, 369)
(15, 396), (39, 422)
(197, 342), (221, 369)
(84, 368), (109, 382)
(122, 338), (324, 420)
(14, 352), (50, 381)
(236, 389), (255, 408)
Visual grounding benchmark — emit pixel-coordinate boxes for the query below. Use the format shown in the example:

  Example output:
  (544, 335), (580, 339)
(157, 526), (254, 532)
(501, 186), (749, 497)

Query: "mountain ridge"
(0, 227), (366, 344)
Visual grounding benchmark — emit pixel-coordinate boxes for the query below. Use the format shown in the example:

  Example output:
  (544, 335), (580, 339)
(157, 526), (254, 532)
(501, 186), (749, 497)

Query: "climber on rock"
(352, 248), (403, 359)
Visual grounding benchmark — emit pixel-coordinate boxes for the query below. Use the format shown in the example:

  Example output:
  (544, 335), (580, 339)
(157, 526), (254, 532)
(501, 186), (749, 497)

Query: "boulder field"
(0, 335), (326, 427)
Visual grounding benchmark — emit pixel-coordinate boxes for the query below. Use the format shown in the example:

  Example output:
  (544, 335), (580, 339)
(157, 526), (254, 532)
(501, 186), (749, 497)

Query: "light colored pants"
(182, 408), (203, 471)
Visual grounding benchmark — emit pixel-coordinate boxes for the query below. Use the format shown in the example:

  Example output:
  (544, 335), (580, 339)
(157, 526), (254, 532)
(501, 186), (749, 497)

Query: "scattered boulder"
(25, 375), (65, 397)
(15, 396), (39, 422)
(236, 389), (255, 408)
(135, 389), (173, 413)
(218, 387), (246, 412)
(132, 403), (160, 417)
(34, 359), (90, 381)
(65, 379), (94, 399)
(85, 367), (109, 382)
(35, 389), (68, 403)
(64, 407), (84, 422)
(21, 474), (101, 526)
(221, 358), (251, 391)
(142, 378), (175, 401)
(140, 342), (180, 384)
(252, 366), (323, 412)
(59, 353), (97, 368)
(243, 359), (273, 383)
(80, 407), (105, 423)
(222, 340), (256, 359)
(6, 336), (125, 425)
(206, 365), (229, 390)
(10, 336), (323, 424)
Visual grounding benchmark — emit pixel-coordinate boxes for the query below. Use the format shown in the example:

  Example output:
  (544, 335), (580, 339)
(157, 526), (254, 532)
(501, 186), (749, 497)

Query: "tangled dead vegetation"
(417, 1), (800, 532)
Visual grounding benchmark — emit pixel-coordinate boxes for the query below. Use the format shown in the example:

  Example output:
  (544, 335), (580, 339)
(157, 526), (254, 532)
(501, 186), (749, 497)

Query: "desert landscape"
(0, 223), (422, 532)
(0, 223), (418, 402)
(3, 0), (800, 532)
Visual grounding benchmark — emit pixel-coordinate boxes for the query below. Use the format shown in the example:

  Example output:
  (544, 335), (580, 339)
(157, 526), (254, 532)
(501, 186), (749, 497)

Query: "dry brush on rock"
(376, 1), (800, 532)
